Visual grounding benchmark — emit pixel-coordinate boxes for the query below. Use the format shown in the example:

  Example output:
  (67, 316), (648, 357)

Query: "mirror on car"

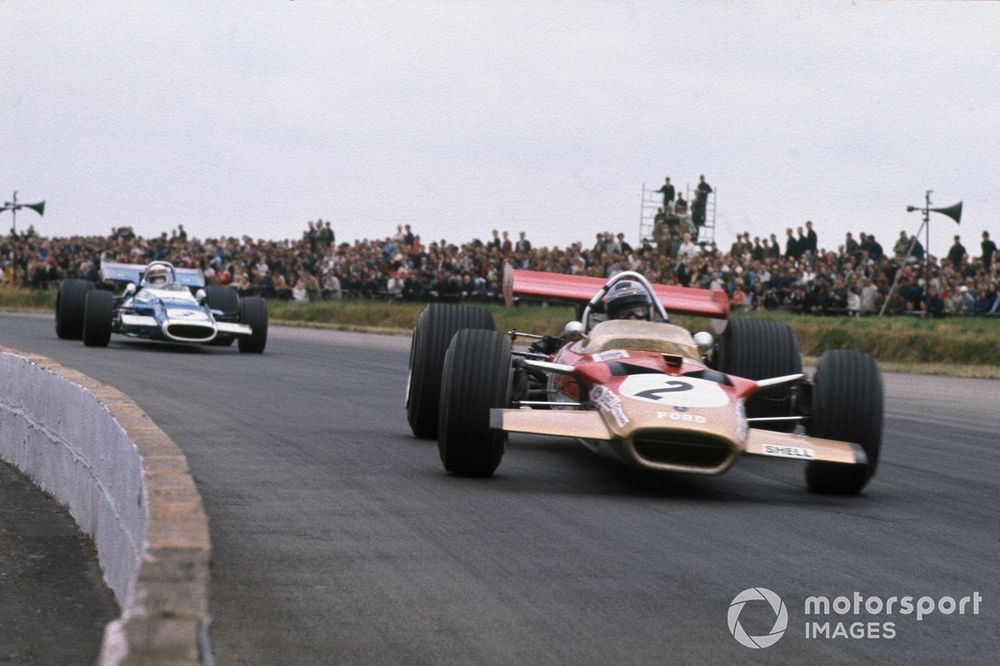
(195, 288), (207, 303)
(124, 283), (137, 296)
(693, 331), (714, 355)
(563, 320), (585, 341)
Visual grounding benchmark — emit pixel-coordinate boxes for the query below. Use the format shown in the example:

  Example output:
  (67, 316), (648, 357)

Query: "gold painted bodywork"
(572, 320), (702, 360)
(743, 429), (863, 465)
(492, 387), (864, 475)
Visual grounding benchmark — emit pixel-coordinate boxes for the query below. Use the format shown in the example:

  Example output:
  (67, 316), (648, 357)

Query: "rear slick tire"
(206, 286), (240, 346)
(56, 279), (95, 340)
(205, 285), (240, 315)
(716, 318), (802, 431)
(406, 304), (495, 439)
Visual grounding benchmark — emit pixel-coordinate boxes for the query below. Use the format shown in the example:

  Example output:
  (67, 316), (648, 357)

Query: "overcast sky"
(3, 2), (998, 257)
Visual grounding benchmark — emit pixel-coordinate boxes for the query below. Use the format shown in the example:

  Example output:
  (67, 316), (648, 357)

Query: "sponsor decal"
(761, 444), (816, 460)
(592, 350), (629, 362)
(657, 411), (707, 424)
(590, 386), (630, 427)
(590, 385), (616, 408)
(608, 406), (629, 427)
(167, 308), (209, 320)
(120, 313), (157, 327)
(735, 402), (748, 441)
(618, 375), (729, 408)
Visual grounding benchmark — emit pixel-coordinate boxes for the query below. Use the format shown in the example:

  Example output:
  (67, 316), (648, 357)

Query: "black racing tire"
(805, 350), (883, 495)
(406, 304), (495, 438)
(55, 279), (95, 340)
(237, 297), (268, 353)
(82, 291), (113, 347)
(716, 318), (802, 431)
(205, 285), (240, 314)
(438, 329), (512, 477)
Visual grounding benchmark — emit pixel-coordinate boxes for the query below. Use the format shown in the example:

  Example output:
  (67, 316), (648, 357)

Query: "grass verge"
(0, 287), (57, 312)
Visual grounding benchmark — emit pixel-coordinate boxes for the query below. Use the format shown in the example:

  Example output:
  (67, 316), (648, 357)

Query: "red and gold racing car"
(405, 268), (883, 495)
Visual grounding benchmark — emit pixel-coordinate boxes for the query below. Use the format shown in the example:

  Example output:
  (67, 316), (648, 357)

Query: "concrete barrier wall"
(0, 348), (212, 664)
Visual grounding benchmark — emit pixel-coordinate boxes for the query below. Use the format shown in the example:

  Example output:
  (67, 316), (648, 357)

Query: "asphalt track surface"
(1, 311), (997, 665)
(0, 460), (118, 665)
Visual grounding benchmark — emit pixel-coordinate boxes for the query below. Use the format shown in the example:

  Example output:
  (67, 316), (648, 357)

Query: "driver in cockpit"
(529, 279), (659, 356)
(604, 280), (654, 321)
(144, 264), (175, 288)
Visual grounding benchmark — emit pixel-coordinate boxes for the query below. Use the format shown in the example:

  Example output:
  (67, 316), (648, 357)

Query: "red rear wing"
(504, 267), (730, 320)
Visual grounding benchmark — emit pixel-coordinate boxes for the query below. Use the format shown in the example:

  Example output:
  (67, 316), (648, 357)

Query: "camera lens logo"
(728, 587), (788, 649)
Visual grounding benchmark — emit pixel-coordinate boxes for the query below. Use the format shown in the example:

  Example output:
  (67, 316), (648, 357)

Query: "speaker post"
(1, 190), (46, 235)
(923, 190), (931, 285)
(879, 190), (963, 316)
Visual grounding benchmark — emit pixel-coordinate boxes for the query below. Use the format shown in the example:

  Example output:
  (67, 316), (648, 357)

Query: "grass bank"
(269, 300), (1000, 367)
(3, 288), (998, 372)
(268, 299), (577, 337)
(743, 310), (1000, 366)
(0, 287), (58, 312)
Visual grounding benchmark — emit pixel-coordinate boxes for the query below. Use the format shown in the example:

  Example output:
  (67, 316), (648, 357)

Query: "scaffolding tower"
(638, 182), (716, 245)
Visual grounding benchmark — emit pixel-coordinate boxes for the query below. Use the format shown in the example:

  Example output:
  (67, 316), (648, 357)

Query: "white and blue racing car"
(55, 261), (268, 353)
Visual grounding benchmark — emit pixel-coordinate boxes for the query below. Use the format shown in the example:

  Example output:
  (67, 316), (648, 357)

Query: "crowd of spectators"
(2, 215), (998, 317)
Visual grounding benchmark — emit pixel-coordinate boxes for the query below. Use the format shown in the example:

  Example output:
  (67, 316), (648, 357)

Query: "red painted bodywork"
(549, 345), (759, 403)
(506, 267), (730, 320)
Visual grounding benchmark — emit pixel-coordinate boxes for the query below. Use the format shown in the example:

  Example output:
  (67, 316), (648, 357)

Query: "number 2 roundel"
(617, 375), (729, 408)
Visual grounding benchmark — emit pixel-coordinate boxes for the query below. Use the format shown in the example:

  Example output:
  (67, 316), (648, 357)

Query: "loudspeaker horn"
(930, 201), (962, 224)
(0, 200), (44, 216)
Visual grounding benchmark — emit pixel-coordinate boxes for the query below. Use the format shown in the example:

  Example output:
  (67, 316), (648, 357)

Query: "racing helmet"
(605, 280), (653, 320)
(145, 264), (173, 287)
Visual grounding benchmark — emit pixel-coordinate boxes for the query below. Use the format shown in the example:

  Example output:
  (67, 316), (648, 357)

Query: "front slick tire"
(806, 350), (883, 495)
(237, 297), (268, 353)
(438, 329), (511, 477)
(82, 290), (113, 347)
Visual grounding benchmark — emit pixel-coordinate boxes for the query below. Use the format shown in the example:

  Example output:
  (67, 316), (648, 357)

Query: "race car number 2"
(618, 375), (729, 408)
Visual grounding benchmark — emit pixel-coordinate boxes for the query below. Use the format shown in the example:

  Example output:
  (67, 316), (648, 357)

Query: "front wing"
(118, 314), (252, 341)
(490, 408), (866, 469)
